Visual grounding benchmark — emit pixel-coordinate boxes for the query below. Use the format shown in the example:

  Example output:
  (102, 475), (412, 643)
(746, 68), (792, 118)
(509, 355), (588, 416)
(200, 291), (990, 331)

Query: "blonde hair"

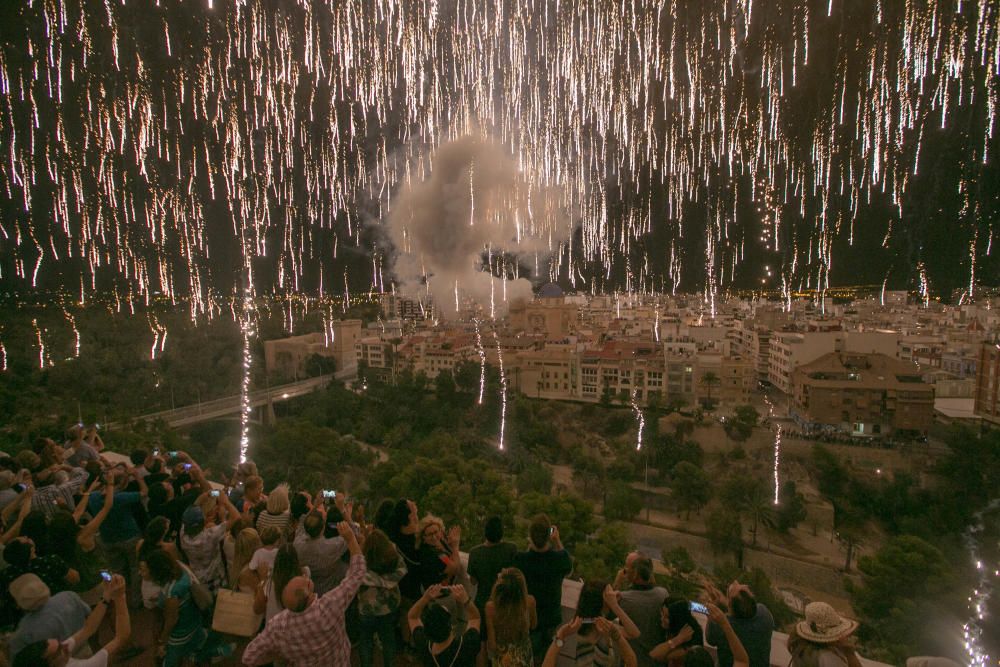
(418, 514), (445, 541)
(231, 528), (263, 588)
(266, 483), (290, 514)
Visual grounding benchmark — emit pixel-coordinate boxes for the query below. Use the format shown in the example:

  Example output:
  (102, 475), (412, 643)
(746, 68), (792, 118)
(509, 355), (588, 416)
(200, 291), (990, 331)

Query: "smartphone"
(210, 489), (220, 498)
(94, 424), (101, 430)
(182, 463), (192, 471)
(689, 601), (709, 615)
(579, 617), (598, 624)
(100, 570), (112, 582)
(438, 588), (451, 598)
(13, 483), (27, 493)
(168, 451), (178, 458)
(549, 526), (554, 536)
(323, 490), (337, 499)
(153, 448), (160, 456)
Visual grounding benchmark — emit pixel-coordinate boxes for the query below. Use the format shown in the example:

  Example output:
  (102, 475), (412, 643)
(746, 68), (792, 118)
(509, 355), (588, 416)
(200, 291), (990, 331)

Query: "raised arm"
(101, 574), (132, 657)
(79, 482), (115, 544)
(542, 618), (582, 667)
(604, 584), (640, 639)
(1, 489), (35, 544)
(706, 604), (749, 667)
(69, 575), (121, 647)
(408, 584), (442, 632)
(598, 617), (638, 667)
(453, 583), (480, 632)
(650, 624), (694, 663)
(72, 477), (103, 523)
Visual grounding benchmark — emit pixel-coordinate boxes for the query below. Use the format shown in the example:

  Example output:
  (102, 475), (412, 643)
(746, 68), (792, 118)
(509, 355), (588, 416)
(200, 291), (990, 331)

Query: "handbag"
(212, 588), (263, 637)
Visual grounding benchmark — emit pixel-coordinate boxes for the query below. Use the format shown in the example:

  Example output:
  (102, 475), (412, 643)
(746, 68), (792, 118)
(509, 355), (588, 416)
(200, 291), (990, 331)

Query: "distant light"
(282, 392), (289, 398)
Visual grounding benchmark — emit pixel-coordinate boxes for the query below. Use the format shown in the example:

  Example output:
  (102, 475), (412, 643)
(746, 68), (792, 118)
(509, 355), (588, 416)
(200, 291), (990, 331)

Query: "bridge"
(131, 365), (357, 428)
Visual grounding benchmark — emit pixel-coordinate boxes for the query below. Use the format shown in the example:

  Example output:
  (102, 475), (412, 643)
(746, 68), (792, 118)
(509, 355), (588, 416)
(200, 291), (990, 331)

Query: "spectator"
(613, 552), (643, 591)
(1, 487), (35, 547)
(650, 599), (703, 667)
(409, 584), (482, 667)
(128, 449), (151, 480)
(7, 574), (90, 660)
(485, 567), (536, 667)
(46, 484), (114, 603)
(692, 604), (750, 667)
(31, 464), (89, 520)
(255, 542), (310, 623)
(137, 516), (180, 608)
(0, 538), (80, 626)
(0, 469), (18, 513)
(513, 514), (572, 658)
(223, 516), (253, 578)
(417, 514), (462, 590)
(357, 529), (407, 667)
(543, 615), (637, 667)
(242, 521), (365, 666)
(12, 572), (131, 667)
(179, 491), (240, 591)
(256, 483), (292, 538)
(87, 466), (147, 607)
(573, 581), (640, 663)
(250, 525), (283, 579)
(386, 498), (422, 603)
(231, 527), (263, 592)
(618, 555), (668, 667)
(63, 426), (99, 469)
(705, 582), (774, 667)
(237, 475), (267, 515)
(294, 507), (349, 595)
(142, 548), (233, 665)
(468, 515), (517, 616)
(786, 602), (861, 667)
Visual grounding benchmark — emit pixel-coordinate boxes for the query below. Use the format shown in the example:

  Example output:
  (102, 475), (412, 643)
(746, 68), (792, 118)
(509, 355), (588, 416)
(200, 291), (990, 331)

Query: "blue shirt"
(9, 591), (90, 658)
(89, 491), (143, 542)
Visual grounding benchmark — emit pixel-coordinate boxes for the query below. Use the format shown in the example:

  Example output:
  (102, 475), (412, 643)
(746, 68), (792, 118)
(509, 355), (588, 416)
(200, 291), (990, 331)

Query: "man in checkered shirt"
(242, 520), (366, 667)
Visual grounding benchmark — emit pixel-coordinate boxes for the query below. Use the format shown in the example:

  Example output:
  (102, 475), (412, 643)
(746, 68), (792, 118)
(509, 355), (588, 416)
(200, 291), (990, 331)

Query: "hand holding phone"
(100, 570), (112, 582)
(689, 601), (709, 615)
(323, 490), (337, 499)
(210, 489), (220, 498)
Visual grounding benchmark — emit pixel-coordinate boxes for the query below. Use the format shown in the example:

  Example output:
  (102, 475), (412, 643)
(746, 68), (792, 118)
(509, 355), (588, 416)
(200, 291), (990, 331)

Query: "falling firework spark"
(493, 330), (507, 451)
(474, 318), (487, 405)
(238, 289), (256, 464)
(962, 498), (999, 667)
(631, 390), (645, 451)
(1, 0), (998, 304)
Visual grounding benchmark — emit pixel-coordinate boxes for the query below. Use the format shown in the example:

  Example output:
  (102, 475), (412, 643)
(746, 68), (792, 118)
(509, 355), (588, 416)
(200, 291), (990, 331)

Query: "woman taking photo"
(357, 529), (408, 667)
(649, 599), (703, 667)
(485, 567), (537, 667)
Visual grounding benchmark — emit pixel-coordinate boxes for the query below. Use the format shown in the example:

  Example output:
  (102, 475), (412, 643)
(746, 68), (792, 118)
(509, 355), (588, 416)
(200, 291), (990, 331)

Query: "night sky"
(0, 0), (998, 304)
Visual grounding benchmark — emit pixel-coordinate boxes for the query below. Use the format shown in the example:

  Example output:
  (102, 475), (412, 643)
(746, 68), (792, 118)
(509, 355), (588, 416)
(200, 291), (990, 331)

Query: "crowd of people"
(0, 424), (872, 667)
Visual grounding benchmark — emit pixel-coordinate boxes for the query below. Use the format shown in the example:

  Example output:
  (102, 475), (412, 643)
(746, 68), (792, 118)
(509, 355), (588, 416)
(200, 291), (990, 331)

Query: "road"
(131, 365), (357, 428)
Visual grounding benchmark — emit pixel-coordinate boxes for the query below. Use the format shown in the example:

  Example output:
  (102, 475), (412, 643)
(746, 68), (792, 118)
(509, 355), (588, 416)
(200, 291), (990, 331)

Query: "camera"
(323, 490), (337, 499)
(210, 489), (220, 498)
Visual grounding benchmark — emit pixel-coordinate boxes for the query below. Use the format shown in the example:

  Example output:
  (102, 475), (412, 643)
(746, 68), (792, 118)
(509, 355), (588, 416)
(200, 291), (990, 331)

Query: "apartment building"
(974, 343), (1000, 425)
(264, 319), (361, 379)
(792, 352), (935, 436)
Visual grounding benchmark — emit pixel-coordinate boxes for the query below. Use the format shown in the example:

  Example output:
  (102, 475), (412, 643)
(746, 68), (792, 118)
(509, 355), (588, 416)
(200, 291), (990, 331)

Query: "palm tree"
(740, 482), (777, 547)
(700, 371), (721, 408)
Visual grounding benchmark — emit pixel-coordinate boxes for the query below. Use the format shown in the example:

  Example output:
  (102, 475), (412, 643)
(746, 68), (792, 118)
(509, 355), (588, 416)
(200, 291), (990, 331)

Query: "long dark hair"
(46, 510), (81, 563)
(364, 529), (400, 576)
(144, 548), (182, 586)
(491, 568), (530, 645)
(665, 599), (704, 647)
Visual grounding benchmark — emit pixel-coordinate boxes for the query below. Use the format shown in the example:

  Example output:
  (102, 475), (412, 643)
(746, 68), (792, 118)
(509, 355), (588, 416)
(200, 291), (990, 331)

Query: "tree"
(517, 492), (596, 549)
(776, 481), (808, 532)
(723, 418), (753, 442)
(721, 476), (776, 546)
(574, 522), (634, 582)
(812, 445), (848, 499)
(706, 507), (744, 567)
(434, 369), (457, 401)
(572, 453), (607, 497)
(604, 482), (642, 521)
(516, 461), (553, 496)
(670, 461), (712, 518)
(834, 503), (868, 572)
(699, 372), (721, 408)
(732, 405), (759, 427)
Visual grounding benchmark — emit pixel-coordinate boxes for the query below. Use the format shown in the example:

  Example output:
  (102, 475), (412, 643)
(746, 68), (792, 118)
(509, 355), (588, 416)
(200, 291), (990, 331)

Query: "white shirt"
(249, 546), (278, 572)
(65, 638), (108, 667)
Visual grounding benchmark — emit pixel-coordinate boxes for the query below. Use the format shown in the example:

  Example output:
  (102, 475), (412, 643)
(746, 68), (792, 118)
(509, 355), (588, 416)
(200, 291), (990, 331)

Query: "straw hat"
(795, 602), (858, 643)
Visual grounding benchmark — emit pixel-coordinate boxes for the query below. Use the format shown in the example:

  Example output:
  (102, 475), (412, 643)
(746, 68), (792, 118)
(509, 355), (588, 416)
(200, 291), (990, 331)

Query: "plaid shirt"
(242, 553), (366, 667)
(31, 467), (88, 519)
